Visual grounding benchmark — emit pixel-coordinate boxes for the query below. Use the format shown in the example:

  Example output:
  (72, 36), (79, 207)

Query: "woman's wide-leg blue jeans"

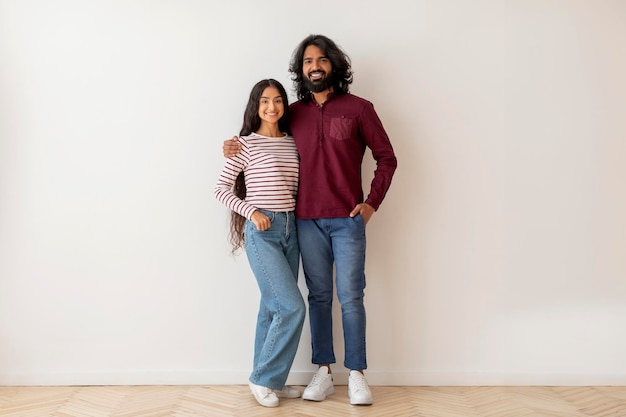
(245, 210), (305, 390)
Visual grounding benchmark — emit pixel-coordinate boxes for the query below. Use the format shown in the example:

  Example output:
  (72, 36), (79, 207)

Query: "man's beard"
(304, 72), (334, 93)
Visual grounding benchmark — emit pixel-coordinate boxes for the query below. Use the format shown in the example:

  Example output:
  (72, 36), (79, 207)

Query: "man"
(224, 34), (397, 405)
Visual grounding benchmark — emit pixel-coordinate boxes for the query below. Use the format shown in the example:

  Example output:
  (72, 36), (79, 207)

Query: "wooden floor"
(1, 385), (625, 417)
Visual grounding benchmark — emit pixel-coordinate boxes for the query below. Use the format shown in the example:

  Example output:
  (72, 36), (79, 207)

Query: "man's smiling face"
(303, 44), (333, 93)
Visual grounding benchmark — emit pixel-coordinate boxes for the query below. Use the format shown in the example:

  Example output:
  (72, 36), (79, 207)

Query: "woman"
(214, 79), (305, 408)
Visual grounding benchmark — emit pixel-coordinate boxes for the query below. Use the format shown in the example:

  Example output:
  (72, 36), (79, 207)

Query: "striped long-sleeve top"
(214, 132), (299, 219)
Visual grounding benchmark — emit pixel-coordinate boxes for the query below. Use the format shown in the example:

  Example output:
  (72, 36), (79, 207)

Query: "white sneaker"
(275, 385), (301, 399)
(302, 367), (334, 401)
(348, 370), (373, 405)
(248, 381), (279, 407)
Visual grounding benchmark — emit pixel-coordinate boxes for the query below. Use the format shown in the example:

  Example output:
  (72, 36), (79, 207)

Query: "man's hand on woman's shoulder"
(223, 136), (242, 158)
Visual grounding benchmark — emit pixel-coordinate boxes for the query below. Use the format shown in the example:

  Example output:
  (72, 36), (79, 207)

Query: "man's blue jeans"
(245, 210), (305, 390)
(297, 215), (367, 371)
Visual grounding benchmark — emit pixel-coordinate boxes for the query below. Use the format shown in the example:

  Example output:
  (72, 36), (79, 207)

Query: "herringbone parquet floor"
(0, 385), (625, 417)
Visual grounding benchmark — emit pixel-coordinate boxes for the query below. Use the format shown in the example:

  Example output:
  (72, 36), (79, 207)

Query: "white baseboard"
(1, 370), (624, 387)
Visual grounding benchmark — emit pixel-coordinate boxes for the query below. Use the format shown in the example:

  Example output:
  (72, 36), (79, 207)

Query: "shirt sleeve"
(360, 102), (398, 210)
(213, 137), (257, 219)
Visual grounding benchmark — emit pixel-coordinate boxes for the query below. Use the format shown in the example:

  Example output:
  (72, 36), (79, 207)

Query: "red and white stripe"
(214, 133), (299, 219)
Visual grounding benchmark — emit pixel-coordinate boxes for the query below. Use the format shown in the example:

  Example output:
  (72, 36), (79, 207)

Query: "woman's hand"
(251, 210), (271, 231)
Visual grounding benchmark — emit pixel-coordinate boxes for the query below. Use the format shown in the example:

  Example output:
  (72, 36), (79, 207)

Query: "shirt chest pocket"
(330, 116), (355, 141)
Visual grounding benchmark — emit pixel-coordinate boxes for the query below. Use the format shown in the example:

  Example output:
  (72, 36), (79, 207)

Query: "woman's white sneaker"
(248, 381), (279, 407)
(348, 370), (373, 405)
(275, 385), (301, 398)
(302, 367), (334, 401)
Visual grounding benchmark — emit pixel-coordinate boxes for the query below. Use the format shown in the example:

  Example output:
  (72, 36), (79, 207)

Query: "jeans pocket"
(256, 208), (276, 222)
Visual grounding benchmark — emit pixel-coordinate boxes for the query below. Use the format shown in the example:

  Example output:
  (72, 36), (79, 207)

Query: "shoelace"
(258, 386), (275, 398)
(310, 372), (329, 387)
(350, 374), (369, 392)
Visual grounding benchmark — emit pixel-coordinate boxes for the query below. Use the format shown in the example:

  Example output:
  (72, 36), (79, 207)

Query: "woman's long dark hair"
(289, 34), (353, 102)
(229, 79), (291, 252)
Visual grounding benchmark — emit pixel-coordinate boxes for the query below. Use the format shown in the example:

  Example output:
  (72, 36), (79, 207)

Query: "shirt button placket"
(318, 106), (324, 147)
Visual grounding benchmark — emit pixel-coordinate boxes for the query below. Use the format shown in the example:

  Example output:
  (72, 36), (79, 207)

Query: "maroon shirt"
(290, 92), (397, 219)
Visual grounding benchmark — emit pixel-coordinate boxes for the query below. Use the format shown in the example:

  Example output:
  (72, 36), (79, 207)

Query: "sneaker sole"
(302, 386), (335, 401)
(350, 396), (373, 405)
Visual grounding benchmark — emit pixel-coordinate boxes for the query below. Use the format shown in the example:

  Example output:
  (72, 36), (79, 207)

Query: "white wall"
(1, 0), (625, 386)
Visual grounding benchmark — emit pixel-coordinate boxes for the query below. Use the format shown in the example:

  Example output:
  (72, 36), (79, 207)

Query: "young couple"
(214, 34), (397, 408)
